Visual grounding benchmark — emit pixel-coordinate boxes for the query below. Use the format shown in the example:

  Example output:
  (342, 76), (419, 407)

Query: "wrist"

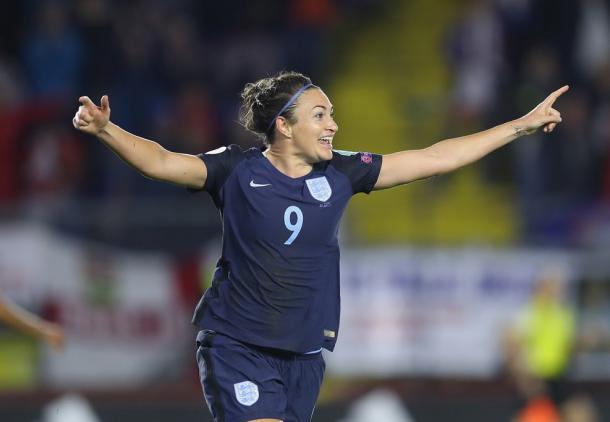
(509, 118), (534, 138)
(96, 121), (114, 139)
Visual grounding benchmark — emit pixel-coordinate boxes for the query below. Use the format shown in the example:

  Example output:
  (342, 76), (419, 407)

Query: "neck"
(264, 144), (313, 178)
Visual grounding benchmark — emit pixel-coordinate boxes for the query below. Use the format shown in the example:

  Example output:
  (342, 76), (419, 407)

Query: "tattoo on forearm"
(512, 125), (530, 137)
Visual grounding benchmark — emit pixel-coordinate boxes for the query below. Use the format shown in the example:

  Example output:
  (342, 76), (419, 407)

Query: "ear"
(275, 116), (293, 138)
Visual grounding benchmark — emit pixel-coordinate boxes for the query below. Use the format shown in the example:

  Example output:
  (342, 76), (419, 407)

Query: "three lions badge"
(234, 381), (259, 406)
(306, 176), (332, 202)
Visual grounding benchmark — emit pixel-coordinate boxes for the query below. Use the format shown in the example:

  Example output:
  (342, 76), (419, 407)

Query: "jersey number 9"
(283, 206), (303, 245)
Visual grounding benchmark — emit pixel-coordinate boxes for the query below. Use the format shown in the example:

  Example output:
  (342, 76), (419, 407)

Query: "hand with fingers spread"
(513, 85), (569, 136)
(73, 95), (111, 136)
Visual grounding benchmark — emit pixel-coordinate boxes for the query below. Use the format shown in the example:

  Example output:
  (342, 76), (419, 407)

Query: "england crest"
(234, 381), (259, 406)
(306, 176), (332, 202)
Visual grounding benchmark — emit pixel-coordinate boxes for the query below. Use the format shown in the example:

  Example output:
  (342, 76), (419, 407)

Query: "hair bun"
(238, 71), (313, 144)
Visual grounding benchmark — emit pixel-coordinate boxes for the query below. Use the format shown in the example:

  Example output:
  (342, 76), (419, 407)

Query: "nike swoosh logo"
(249, 180), (271, 188)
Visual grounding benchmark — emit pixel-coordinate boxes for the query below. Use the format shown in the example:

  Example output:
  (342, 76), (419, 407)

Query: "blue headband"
(266, 83), (314, 133)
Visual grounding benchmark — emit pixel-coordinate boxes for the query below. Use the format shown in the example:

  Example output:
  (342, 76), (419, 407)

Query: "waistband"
(197, 329), (322, 360)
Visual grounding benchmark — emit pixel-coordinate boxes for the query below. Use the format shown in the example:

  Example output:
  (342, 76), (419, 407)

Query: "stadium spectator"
(0, 59), (60, 204)
(504, 268), (592, 422)
(21, 0), (84, 100)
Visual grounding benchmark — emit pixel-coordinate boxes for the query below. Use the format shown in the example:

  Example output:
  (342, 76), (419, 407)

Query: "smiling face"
(280, 87), (339, 163)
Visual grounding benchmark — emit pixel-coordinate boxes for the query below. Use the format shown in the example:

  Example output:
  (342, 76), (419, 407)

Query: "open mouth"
(319, 136), (333, 149)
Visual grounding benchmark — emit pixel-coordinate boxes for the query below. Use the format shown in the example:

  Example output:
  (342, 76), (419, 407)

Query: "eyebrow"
(312, 105), (335, 112)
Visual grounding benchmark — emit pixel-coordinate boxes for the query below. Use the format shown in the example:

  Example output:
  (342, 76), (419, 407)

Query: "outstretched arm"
(374, 85), (569, 190)
(0, 295), (64, 350)
(72, 96), (207, 189)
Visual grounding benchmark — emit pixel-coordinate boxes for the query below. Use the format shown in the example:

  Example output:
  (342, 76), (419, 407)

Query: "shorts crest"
(234, 381), (259, 406)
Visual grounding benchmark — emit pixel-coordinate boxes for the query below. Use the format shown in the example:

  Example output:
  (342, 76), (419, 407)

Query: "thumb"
(543, 114), (562, 124)
(100, 95), (110, 112)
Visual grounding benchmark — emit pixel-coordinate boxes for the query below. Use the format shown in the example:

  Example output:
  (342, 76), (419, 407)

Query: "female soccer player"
(73, 71), (567, 422)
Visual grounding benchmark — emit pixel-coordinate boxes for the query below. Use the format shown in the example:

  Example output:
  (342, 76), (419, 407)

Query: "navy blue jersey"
(192, 145), (382, 353)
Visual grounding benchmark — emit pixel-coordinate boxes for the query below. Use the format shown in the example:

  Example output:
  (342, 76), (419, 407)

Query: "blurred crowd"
(0, 0), (375, 204)
(1, 0), (610, 248)
(446, 0), (610, 246)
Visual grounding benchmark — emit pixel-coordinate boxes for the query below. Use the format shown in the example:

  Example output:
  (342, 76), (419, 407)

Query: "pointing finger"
(544, 85), (569, 107)
(79, 96), (96, 109)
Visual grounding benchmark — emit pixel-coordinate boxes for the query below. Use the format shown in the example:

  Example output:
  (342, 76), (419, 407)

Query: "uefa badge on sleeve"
(234, 381), (259, 406)
(306, 176), (332, 202)
(360, 152), (373, 164)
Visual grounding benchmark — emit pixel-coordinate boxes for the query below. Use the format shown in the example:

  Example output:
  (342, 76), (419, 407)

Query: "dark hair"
(239, 71), (314, 144)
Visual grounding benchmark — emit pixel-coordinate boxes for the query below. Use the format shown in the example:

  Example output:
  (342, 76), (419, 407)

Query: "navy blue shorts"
(196, 330), (325, 422)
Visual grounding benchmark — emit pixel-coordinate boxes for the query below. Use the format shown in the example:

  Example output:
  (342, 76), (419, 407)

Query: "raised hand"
(72, 95), (111, 136)
(515, 85), (569, 136)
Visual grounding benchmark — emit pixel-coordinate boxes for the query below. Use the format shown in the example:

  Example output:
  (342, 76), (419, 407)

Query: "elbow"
(141, 165), (166, 181)
(437, 158), (461, 174)
(139, 163), (160, 180)
(423, 147), (458, 175)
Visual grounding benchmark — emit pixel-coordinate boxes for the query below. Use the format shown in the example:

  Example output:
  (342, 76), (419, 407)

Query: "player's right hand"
(72, 95), (111, 136)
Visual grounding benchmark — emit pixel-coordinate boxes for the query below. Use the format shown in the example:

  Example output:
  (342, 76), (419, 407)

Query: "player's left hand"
(516, 85), (569, 135)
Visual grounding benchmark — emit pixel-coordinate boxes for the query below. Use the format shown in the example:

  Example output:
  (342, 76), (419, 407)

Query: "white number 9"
(284, 206), (303, 245)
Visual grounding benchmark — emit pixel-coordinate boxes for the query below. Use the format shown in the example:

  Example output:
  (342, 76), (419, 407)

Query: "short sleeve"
(330, 150), (383, 194)
(191, 145), (244, 201)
